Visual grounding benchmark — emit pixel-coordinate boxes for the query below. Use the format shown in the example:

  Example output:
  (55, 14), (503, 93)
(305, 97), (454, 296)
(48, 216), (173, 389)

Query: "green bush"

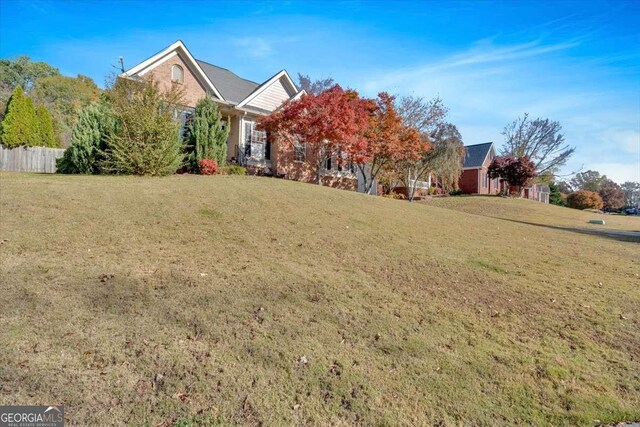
(102, 77), (185, 176)
(220, 164), (247, 175)
(449, 188), (464, 196)
(567, 190), (603, 210)
(548, 182), (566, 206)
(57, 99), (116, 174)
(187, 96), (229, 172)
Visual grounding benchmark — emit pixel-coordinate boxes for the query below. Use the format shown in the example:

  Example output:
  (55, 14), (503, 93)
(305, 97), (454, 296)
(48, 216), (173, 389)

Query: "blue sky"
(1, 0), (638, 182)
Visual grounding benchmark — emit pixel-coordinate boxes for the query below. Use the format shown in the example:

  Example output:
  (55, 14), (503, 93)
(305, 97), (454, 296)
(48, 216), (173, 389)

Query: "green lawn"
(1, 173), (638, 426)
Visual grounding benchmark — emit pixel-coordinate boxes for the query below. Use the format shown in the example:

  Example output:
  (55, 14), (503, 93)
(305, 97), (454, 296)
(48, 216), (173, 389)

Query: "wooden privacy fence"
(0, 145), (65, 173)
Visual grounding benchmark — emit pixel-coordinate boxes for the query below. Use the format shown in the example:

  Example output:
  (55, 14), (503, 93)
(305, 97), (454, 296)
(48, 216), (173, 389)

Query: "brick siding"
(147, 54), (208, 108)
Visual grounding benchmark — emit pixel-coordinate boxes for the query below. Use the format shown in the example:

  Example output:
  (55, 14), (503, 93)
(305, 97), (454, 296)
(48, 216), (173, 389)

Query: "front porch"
(225, 113), (272, 171)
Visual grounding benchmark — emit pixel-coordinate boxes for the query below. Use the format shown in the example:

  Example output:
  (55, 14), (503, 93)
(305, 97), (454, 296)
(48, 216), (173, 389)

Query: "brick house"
(459, 142), (550, 203)
(459, 142), (501, 195)
(120, 40), (358, 189)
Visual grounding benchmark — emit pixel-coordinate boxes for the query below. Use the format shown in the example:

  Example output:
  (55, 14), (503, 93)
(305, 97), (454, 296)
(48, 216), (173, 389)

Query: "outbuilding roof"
(463, 142), (494, 168)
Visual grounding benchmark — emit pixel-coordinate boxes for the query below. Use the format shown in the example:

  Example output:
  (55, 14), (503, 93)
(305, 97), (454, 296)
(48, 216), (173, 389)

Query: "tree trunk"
(316, 160), (322, 185)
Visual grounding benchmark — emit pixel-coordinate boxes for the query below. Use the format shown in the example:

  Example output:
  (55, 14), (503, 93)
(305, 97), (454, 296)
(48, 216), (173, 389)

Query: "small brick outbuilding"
(459, 142), (501, 195)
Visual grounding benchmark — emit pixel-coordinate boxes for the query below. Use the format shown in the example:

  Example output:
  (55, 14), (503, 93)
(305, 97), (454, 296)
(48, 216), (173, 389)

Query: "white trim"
(480, 143), (495, 167)
(234, 106), (268, 116)
(291, 90), (306, 101)
(120, 40), (225, 101)
(236, 69), (298, 108)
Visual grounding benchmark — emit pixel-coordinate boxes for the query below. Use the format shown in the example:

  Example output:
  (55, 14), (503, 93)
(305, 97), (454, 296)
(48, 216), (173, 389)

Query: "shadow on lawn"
(490, 217), (640, 243)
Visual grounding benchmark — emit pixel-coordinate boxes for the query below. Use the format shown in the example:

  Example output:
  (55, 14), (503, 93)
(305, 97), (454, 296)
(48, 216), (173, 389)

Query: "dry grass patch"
(0, 173), (639, 426)
(425, 195), (640, 232)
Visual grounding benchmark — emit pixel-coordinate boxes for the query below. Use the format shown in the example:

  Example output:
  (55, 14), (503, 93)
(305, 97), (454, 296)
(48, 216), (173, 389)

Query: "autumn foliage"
(259, 85), (370, 184)
(198, 159), (219, 175)
(567, 190), (604, 210)
(259, 87), (430, 193)
(488, 155), (537, 195)
(351, 92), (425, 194)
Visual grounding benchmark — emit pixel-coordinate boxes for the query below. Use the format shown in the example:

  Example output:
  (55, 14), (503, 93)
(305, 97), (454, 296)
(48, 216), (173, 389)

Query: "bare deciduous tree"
(395, 96), (448, 136)
(429, 123), (466, 192)
(296, 73), (335, 96)
(394, 96), (464, 197)
(501, 113), (574, 176)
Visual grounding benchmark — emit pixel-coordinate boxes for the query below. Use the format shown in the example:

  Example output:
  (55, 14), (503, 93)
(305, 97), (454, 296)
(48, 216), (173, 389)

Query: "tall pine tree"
(57, 98), (116, 174)
(0, 86), (39, 147)
(36, 104), (58, 147)
(188, 96), (229, 171)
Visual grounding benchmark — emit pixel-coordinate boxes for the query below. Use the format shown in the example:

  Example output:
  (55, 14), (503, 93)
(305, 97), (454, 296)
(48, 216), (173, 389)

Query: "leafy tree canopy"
(488, 155), (537, 195)
(0, 56), (60, 91)
(0, 56), (100, 145)
(33, 74), (101, 144)
(570, 170), (608, 192)
(598, 179), (625, 211)
(567, 190), (603, 210)
(259, 85), (371, 184)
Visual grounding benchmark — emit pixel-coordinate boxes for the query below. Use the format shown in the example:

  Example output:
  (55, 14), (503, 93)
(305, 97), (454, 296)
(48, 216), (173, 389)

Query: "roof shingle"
(196, 60), (259, 104)
(463, 142), (494, 168)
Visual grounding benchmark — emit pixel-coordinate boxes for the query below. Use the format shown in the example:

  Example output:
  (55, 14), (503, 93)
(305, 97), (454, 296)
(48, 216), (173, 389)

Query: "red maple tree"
(488, 155), (537, 196)
(259, 85), (370, 184)
(350, 92), (421, 194)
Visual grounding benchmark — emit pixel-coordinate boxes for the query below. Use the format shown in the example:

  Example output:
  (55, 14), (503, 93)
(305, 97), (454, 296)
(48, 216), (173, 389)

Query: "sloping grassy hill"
(1, 173), (638, 427)
(426, 195), (640, 232)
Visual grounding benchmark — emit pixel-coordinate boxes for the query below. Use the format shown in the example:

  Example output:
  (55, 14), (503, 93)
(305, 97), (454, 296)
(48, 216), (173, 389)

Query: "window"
(323, 153), (356, 175)
(244, 121), (268, 161)
(294, 139), (306, 162)
(244, 122), (253, 157)
(175, 108), (194, 138)
(483, 172), (489, 188)
(171, 64), (184, 83)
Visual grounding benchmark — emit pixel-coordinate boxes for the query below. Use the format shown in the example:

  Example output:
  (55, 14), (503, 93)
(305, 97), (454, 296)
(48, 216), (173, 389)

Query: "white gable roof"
(236, 70), (299, 109)
(120, 40), (225, 101)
